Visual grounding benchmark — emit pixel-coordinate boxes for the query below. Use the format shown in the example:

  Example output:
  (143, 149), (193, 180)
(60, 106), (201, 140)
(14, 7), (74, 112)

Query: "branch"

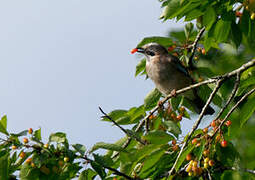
(83, 156), (136, 180)
(99, 107), (146, 145)
(214, 73), (241, 121)
(212, 87), (255, 138)
(114, 59), (255, 158)
(188, 27), (206, 69)
(168, 80), (223, 176)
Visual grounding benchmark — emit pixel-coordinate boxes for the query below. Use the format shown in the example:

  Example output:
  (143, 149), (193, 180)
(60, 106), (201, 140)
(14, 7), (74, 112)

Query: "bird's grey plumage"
(138, 43), (214, 115)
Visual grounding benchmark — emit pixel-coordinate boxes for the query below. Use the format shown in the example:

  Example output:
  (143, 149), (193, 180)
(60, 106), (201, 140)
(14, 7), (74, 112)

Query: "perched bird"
(133, 43), (214, 115)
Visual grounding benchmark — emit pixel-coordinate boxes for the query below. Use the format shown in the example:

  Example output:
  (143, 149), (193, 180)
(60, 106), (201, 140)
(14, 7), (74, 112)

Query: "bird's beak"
(131, 48), (144, 54)
(137, 48), (145, 53)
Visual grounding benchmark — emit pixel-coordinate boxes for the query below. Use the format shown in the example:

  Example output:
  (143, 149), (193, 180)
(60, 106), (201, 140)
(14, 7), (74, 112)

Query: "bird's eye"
(146, 50), (155, 56)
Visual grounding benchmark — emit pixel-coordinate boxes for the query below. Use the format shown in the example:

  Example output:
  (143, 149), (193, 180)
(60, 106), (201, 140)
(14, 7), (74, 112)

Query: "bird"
(133, 42), (214, 115)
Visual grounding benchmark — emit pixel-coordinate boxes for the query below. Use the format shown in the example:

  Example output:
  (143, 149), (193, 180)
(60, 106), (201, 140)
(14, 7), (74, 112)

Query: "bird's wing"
(167, 54), (190, 77)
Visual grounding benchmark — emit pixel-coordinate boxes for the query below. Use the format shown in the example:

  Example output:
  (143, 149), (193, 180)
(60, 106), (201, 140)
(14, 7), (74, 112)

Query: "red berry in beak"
(131, 48), (138, 54)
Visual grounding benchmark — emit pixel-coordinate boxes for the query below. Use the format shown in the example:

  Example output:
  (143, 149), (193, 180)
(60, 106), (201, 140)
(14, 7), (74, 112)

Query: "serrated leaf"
(138, 148), (166, 178)
(143, 130), (174, 145)
(34, 128), (41, 141)
(49, 132), (67, 144)
(91, 161), (106, 179)
(214, 19), (231, 43)
(0, 115), (8, 135)
(160, 0), (181, 20)
(72, 144), (86, 156)
(78, 169), (97, 180)
(203, 7), (216, 30)
(144, 88), (162, 111)
(163, 121), (182, 137)
(240, 95), (255, 127)
(136, 37), (173, 48)
(90, 142), (127, 153)
(0, 152), (9, 180)
(185, 9), (204, 21)
(135, 59), (146, 77)
(175, 144), (195, 171)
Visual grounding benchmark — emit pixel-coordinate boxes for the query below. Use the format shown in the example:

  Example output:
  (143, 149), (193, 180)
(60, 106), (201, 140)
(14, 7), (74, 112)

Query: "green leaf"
(193, 139), (205, 161)
(170, 96), (183, 111)
(138, 148), (166, 178)
(202, 6), (216, 30)
(143, 130), (174, 145)
(214, 19), (231, 43)
(0, 152), (9, 180)
(216, 142), (238, 166)
(175, 144), (195, 171)
(20, 163), (40, 180)
(136, 37), (173, 48)
(135, 59), (146, 77)
(49, 132), (67, 144)
(102, 109), (127, 122)
(184, 23), (194, 39)
(240, 95), (255, 127)
(144, 88), (162, 111)
(93, 154), (113, 167)
(91, 161), (106, 179)
(78, 169), (97, 180)
(231, 22), (242, 48)
(185, 9), (204, 21)
(0, 115), (8, 135)
(90, 142), (127, 153)
(128, 105), (145, 123)
(34, 128), (41, 141)
(72, 144), (86, 156)
(163, 121), (182, 137)
(10, 130), (28, 137)
(160, 0), (181, 20)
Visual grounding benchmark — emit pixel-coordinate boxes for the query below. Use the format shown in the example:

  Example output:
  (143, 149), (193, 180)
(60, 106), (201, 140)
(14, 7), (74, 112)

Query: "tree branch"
(168, 80), (223, 176)
(188, 27), (205, 69)
(83, 156), (136, 180)
(99, 107), (146, 145)
(113, 59), (255, 159)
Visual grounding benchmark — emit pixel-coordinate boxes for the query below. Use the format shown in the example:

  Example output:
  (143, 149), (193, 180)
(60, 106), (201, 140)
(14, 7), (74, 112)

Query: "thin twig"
(114, 59), (255, 159)
(188, 27), (206, 69)
(99, 107), (146, 145)
(214, 72), (241, 120)
(168, 80), (223, 176)
(83, 156), (136, 180)
(211, 87), (255, 138)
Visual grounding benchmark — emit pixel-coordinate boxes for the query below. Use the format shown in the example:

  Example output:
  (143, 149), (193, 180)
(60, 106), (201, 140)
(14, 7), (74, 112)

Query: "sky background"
(0, 0), (205, 149)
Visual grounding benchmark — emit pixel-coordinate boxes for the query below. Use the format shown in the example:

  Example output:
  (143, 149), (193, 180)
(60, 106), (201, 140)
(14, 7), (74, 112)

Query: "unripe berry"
(58, 160), (64, 167)
(192, 138), (198, 145)
(208, 160), (215, 166)
(11, 145), (17, 150)
(186, 154), (192, 161)
(43, 143), (49, 149)
(172, 139), (176, 145)
(251, 13), (255, 20)
(64, 157), (69, 162)
(203, 149), (209, 157)
(31, 162), (36, 168)
(216, 134), (221, 142)
(204, 162), (209, 169)
(192, 161), (198, 167)
(28, 128), (33, 134)
(19, 152), (26, 159)
(172, 145), (179, 151)
(179, 106), (185, 112)
(188, 171), (193, 176)
(204, 157), (209, 163)
(201, 48), (206, 55)
(176, 114), (182, 121)
(185, 164), (192, 172)
(23, 138), (29, 144)
(203, 127), (208, 133)
(211, 120), (216, 127)
(26, 158), (32, 164)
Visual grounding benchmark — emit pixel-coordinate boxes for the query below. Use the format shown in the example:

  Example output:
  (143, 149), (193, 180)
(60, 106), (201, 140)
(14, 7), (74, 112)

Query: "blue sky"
(0, 1), (189, 148)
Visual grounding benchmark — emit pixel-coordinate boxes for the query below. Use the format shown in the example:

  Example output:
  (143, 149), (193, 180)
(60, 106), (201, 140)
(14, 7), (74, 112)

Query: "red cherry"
(176, 114), (182, 121)
(221, 140), (227, 148)
(192, 138), (198, 145)
(172, 139), (176, 145)
(131, 48), (138, 54)
(225, 120), (232, 127)
(211, 120), (216, 127)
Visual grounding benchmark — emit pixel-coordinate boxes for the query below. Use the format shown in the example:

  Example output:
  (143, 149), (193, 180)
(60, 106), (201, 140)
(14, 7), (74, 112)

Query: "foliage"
(1, 0), (255, 179)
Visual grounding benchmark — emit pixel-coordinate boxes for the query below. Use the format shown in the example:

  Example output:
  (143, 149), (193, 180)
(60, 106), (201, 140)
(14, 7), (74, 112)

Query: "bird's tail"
(191, 96), (215, 115)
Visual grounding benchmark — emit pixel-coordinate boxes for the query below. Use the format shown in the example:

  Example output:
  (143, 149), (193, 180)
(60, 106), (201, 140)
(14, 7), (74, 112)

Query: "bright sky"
(0, 1), (189, 148)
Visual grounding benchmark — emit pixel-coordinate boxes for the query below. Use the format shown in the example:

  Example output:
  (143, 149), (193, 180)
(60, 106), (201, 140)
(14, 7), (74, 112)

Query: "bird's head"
(131, 43), (168, 61)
